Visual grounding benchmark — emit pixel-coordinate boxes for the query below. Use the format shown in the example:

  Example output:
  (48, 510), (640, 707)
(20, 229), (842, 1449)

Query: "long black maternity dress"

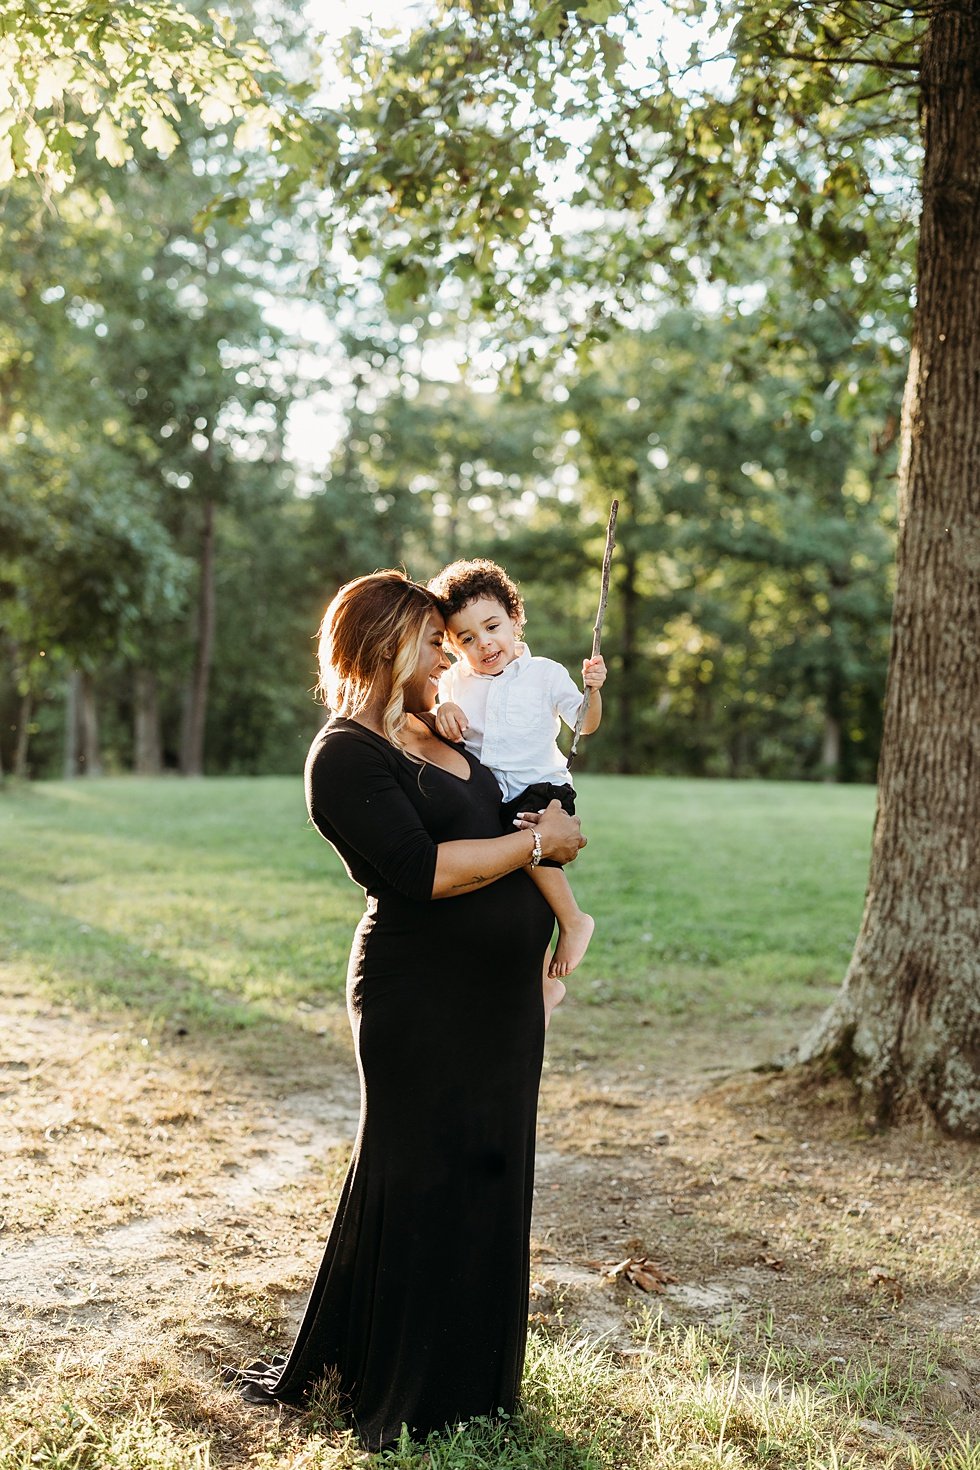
(229, 718), (553, 1450)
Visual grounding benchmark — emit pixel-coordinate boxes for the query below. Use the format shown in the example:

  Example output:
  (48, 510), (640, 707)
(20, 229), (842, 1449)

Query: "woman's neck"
(349, 693), (387, 734)
(350, 717), (386, 738)
(347, 703), (430, 738)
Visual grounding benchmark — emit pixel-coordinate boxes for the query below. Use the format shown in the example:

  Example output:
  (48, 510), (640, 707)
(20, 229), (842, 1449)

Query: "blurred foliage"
(0, 233), (902, 780)
(216, 1), (922, 342)
(279, 277), (900, 782)
(1, 0), (911, 782)
(0, 0), (295, 193)
(0, 1), (308, 774)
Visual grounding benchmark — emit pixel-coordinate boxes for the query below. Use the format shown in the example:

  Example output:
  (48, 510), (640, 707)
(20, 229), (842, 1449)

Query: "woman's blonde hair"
(316, 571), (442, 750)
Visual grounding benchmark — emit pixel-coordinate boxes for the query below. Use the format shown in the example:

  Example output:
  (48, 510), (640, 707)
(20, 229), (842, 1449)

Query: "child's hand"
(582, 655), (607, 690)
(435, 701), (469, 741)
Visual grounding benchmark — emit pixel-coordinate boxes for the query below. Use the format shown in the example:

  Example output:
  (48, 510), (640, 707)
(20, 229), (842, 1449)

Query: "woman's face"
(404, 611), (451, 713)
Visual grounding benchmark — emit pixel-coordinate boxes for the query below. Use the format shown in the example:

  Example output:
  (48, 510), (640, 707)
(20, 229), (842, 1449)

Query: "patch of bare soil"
(2, 985), (977, 1448)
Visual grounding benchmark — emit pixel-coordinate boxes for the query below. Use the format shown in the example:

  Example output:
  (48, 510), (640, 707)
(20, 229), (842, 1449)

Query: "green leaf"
(578, 0), (622, 23)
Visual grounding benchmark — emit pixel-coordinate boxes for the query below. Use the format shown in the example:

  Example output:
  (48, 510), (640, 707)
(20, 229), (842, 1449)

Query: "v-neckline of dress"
(339, 717), (473, 784)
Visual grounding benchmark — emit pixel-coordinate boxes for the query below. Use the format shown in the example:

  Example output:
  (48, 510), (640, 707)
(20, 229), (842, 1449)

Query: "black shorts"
(501, 781), (576, 870)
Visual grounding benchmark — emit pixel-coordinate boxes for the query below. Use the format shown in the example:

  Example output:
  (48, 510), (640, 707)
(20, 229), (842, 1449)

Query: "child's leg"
(531, 866), (595, 979)
(542, 948), (566, 1030)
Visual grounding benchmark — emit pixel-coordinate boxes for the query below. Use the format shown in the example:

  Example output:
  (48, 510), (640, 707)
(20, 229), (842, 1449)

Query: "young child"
(428, 558), (606, 1024)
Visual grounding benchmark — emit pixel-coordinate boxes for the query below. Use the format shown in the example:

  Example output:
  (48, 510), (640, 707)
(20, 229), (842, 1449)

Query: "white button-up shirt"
(438, 643), (584, 801)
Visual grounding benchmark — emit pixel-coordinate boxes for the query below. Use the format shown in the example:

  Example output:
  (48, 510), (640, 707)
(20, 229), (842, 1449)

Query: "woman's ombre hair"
(316, 571), (442, 750)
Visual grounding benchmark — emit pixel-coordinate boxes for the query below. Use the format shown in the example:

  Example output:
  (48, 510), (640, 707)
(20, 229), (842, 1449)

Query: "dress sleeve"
(306, 732), (438, 902)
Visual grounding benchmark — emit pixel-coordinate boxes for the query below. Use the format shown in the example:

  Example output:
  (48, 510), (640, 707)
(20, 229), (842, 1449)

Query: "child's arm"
(434, 701), (469, 742)
(580, 655), (607, 735)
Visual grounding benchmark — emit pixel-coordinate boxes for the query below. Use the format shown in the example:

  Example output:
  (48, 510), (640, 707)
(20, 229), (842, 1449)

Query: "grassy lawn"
(0, 772), (873, 1034)
(1, 774), (976, 1470)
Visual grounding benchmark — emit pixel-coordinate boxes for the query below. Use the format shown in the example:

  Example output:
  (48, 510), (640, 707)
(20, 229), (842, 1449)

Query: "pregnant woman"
(224, 570), (585, 1451)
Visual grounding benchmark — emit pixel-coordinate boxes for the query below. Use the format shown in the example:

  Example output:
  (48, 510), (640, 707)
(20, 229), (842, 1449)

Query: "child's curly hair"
(428, 559), (525, 633)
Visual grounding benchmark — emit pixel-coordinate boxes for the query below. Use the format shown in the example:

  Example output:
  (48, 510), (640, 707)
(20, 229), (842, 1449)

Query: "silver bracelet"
(529, 829), (542, 868)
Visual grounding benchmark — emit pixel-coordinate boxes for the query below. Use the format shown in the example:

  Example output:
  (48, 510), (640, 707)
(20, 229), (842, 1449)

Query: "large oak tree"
(795, 4), (980, 1137)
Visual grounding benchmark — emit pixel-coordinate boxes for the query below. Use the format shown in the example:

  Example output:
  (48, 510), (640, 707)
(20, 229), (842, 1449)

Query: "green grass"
(0, 1324), (975, 1470)
(0, 776), (356, 1032)
(0, 773), (874, 1043)
(574, 774), (873, 999)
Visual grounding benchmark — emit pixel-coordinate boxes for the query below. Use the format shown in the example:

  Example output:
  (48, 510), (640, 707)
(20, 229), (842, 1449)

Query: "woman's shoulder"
(304, 720), (406, 822)
(306, 718), (397, 777)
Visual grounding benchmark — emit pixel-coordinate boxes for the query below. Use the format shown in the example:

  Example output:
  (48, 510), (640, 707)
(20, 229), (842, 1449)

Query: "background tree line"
(0, 204), (905, 783)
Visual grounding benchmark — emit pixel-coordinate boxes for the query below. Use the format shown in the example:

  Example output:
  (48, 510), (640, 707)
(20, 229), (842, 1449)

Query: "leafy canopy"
(224, 0), (925, 332)
(0, 0), (282, 190)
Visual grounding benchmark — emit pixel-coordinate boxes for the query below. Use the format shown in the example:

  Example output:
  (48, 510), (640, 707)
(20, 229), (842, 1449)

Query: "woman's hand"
(433, 800), (584, 897)
(516, 800), (586, 864)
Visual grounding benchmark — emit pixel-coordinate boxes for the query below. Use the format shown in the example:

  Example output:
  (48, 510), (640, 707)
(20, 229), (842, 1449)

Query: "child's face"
(447, 596), (522, 675)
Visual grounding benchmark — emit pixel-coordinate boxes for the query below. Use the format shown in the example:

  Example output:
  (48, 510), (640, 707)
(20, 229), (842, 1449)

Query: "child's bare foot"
(543, 973), (567, 1029)
(549, 913), (595, 979)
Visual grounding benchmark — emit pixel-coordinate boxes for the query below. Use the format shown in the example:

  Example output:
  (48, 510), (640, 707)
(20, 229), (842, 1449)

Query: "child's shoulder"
(524, 655), (581, 705)
(526, 653), (572, 680)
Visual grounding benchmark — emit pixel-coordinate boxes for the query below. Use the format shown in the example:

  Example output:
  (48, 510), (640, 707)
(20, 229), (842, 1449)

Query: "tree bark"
(64, 672), (80, 779)
(13, 691), (32, 778)
(821, 705), (841, 783)
(78, 672), (103, 777)
(180, 498), (216, 777)
(133, 669), (163, 775)
(798, 2), (980, 1135)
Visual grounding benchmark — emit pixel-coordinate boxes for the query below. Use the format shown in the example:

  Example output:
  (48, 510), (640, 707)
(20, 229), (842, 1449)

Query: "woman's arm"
(309, 734), (583, 903)
(432, 828), (538, 897)
(432, 801), (585, 898)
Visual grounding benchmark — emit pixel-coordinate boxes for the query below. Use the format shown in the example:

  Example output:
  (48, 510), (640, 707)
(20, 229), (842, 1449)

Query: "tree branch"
(772, 50), (920, 72)
(569, 498), (618, 762)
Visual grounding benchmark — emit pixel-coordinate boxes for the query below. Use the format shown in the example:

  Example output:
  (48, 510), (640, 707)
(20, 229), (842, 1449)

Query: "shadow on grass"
(0, 883), (353, 1089)
(1, 775), (326, 892)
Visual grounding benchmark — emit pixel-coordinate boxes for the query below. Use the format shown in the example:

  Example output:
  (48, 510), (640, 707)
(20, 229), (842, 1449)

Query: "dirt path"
(1, 991), (358, 1349)
(2, 987), (977, 1447)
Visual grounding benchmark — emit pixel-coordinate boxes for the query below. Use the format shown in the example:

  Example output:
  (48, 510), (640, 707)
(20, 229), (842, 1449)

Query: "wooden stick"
(569, 498), (618, 763)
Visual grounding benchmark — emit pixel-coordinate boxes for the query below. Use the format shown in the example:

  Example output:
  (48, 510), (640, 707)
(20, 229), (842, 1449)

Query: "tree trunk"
(133, 669), (163, 775)
(821, 707), (841, 783)
(180, 498), (216, 777)
(78, 672), (103, 777)
(798, 3), (980, 1136)
(13, 691), (32, 778)
(64, 672), (80, 779)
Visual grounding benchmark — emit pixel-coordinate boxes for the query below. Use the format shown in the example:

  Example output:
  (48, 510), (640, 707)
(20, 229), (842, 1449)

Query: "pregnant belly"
(351, 872), (552, 985)
(350, 872), (551, 1067)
